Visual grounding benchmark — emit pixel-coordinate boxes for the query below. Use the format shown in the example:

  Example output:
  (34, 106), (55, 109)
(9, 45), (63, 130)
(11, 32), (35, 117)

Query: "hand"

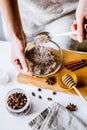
(0, 0), (33, 76)
(10, 32), (32, 76)
(71, 0), (87, 42)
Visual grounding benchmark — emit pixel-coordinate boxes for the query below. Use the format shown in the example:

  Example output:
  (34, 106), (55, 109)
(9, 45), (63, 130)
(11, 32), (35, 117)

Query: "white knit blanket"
(2, 0), (87, 51)
(18, 0), (78, 41)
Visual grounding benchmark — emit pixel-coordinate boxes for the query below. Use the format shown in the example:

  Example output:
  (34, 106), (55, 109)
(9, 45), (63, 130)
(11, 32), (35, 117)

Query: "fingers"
(19, 52), (34, 76)
(13, 59), (22, 71)
(12, 54), (34, 76)
(71, 19), (85, 42)
(76, 17), (84, 42)
(72, 20), (77, 30)
(20, 69), (34, 76)
(19, 52), (29, 72)
(70, 20), (77, 41)
(10, 31), (33, 75)
(12, 57), (33, 76)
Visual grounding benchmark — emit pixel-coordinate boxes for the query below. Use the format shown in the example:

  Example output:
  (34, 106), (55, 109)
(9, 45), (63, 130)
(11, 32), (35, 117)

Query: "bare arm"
(0, 0), (32, 75)
(0, 0), (23, 39)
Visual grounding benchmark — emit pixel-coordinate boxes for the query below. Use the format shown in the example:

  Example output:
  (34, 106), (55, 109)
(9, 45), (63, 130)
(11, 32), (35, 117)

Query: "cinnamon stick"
(65, 59), (84, 66)
(65, 59), (87, 71)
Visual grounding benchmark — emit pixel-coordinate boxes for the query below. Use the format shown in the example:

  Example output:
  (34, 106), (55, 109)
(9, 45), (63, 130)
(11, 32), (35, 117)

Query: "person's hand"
(10, 31), (32, 76)
(71, 0), (87, 42)
(0, 0), (33, 76)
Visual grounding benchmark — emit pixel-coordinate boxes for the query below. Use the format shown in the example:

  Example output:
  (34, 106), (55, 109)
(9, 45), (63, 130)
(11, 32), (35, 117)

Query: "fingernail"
(73, 20), (76, 24)
(78, 37), (83, 43)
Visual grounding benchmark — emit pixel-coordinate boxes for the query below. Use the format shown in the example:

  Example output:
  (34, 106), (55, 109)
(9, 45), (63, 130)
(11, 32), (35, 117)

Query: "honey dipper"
(62, 74), (87, 104)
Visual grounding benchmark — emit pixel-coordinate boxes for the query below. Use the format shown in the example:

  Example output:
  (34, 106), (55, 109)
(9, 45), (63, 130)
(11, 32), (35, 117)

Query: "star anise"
(46, 76), (56, 85)
(66, 103), (77, 111)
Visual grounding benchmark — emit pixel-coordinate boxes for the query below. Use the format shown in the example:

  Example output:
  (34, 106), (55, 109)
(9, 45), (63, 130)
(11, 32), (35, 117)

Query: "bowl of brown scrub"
(6, 88), (31, 116)
(25, 32), (63, 77)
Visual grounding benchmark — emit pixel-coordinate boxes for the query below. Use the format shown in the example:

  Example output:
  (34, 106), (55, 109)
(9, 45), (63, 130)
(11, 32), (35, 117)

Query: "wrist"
(10, 28), (26, 49)
(9, 27), (25, 41)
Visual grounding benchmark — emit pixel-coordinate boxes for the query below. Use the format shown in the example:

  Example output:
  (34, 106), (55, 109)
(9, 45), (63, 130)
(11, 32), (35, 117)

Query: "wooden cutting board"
(17, 50), (87, 97)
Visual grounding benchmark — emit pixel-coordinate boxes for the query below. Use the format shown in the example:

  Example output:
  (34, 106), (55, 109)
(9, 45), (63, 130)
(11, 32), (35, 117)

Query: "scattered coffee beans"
(31, 88), (57, 102)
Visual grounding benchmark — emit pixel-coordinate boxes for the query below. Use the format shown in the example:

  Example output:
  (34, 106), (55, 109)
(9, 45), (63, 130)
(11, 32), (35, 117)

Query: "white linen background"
(0, 0), (87, 51)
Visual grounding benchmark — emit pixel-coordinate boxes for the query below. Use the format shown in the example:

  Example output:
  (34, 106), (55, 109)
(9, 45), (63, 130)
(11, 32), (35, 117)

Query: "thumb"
(19, 53), (29, 72)
(76, 18), (84, 42)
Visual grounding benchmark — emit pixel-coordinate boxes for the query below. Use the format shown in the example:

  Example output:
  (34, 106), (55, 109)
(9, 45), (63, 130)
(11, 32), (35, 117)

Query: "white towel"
(29, 102), (87, 130)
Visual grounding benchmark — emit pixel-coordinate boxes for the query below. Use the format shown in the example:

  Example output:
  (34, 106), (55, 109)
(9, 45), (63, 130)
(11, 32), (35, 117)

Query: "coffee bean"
(32, 92), (36, 96)
(38, 95), (42, 99)
(38, 88), (42, 92)
(47, 97), (53, 101)
(52, 91), (56, 95)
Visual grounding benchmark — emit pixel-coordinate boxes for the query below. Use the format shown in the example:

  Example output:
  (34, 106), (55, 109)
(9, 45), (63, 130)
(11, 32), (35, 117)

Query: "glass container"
(5, 88), (31, 116)
(25, 32), (63, 77)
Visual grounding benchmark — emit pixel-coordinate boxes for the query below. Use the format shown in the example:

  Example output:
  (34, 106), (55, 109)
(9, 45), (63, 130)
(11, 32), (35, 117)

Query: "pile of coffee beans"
(7, 92), (27, 110)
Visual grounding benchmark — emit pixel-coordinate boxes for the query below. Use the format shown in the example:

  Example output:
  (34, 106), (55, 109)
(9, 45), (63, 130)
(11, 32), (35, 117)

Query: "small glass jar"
(5, 88), (31, 116)
(59, 70), (78, 90)
(25, 32), (63, 77)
